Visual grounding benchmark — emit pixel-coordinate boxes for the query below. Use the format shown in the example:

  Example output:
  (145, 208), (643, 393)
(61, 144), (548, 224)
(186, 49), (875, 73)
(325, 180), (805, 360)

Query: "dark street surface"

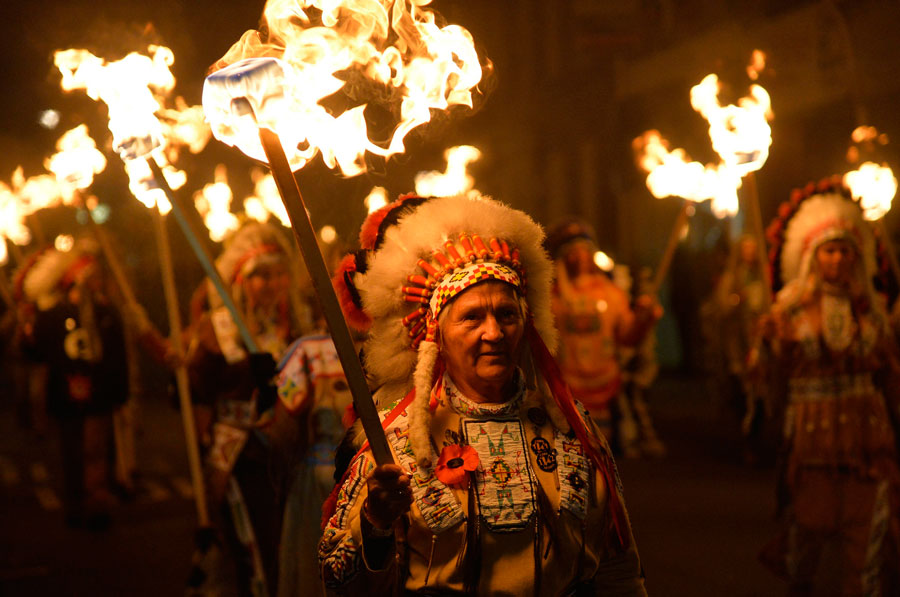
(0, 373), (783, 596)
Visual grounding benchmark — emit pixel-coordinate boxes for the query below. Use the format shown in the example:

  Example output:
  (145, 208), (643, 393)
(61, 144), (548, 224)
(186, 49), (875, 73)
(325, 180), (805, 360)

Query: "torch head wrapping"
(203, 58), (299, 165)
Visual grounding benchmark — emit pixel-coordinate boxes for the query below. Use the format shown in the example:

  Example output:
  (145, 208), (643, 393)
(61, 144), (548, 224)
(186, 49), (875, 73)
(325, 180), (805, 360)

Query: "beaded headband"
(400, 232), (527, 347)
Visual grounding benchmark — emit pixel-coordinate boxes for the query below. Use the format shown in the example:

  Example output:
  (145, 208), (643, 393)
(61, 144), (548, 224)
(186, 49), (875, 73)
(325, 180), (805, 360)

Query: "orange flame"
(364, 186), (389, 214)
(636, 52), (773, 218)
(634, 131), (741, 218)
(194, 165), (239, 242)
(690, 73), (772, 175)
(203, 0), (486, 176)
(414, 145), (481, 197)
(0, 182), (32, 263)
(844, 162), (896, 221)
(54, 45), (210, 213)
(243, 169), (290, 227)
(45, 125), (108, 202)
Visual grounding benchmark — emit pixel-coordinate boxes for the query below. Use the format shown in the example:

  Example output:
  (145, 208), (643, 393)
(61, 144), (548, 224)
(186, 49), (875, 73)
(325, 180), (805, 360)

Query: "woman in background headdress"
(751, 179), (900, 595)
(186, 220), (313, 597)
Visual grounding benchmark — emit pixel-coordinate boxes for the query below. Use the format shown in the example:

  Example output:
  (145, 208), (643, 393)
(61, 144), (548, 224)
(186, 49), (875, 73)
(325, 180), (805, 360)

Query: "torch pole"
(649, 201), (690, 296)
(257, 127), (393, 466)
(145, 158), (260, 354)
(741, 172), (773, 308)
(152, 208), (209, 526)
(8, 241), (24, 264)
(0, 272), (15, 311)
(88, 217), (139, 307)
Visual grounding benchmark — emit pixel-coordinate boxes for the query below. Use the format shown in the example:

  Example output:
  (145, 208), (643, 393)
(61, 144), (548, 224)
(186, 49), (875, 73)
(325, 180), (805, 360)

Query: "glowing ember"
(364, 186), (389, 214)
(45, 125), (107, 201)
(844, 162), (897, 221)
(414, 145), (482, 198)
(55, 234), (75, 252)
(319, 225), (337, 244)
(194, 165), (239, 242)
(243, 169), (290, 226)
(634, 131), (741, 218)
(203, 0), (487, 176)
(746, 49), (766, 81)
(593, 251), (614, 272)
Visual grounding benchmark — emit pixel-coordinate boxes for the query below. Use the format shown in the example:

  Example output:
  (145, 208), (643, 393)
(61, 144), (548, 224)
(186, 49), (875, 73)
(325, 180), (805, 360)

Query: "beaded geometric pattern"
(463, 418), (536, 532)
(401, 232), (527, 347)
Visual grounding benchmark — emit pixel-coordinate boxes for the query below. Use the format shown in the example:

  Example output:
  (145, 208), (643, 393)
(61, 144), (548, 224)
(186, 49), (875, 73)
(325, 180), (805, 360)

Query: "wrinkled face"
(243, 260), (290, 309)
(815, 239), (856, 286)
(438, 281), (525, 398)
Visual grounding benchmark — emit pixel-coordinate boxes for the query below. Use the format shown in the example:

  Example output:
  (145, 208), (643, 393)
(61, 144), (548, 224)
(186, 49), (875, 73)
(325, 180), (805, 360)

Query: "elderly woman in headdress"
(318, 195), (646, 595)
(751, 180), (900, 595)
(186, 220), (312, 595)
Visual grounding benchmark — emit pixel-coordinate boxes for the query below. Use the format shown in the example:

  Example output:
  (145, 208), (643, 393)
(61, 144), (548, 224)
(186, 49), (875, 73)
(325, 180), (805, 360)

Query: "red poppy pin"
(435, 444), (479, 486)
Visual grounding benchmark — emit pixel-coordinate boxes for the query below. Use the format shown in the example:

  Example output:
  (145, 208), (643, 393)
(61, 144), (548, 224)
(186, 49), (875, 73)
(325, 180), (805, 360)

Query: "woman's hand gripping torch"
(203, 57), (393, 465)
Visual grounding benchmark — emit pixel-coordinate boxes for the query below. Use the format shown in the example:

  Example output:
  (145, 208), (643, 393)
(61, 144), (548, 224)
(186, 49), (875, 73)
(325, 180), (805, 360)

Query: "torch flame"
(635, 52), (773, 219)
(689, 73), (772, 176)
(54, 45), (210, 214)
(414, 145), (481, 197)
(45, 125), (108, 202)
(243, 169), (290, 227)
(634, 131), (741, 218)
(844, 162), (897, 221)
(194, 165), (239, 242)
(364, 186), (389, 214)
(203, 0), (486, 176)
(0, 182), (32, 263)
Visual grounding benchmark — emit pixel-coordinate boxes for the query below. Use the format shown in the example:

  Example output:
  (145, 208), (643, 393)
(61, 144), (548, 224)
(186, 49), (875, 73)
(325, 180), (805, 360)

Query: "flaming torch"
(843, 125), (900, 283)
(53, 44), (225, 527)
(202, 0), (487, 465)
(635, 51), (774, 300)
(194, 164), (240, 242)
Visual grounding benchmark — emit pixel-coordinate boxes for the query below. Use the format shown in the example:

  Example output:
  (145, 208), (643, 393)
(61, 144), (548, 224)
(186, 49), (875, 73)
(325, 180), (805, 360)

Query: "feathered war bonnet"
(336, 193), (630, 548)
(766, 177), (889, 303)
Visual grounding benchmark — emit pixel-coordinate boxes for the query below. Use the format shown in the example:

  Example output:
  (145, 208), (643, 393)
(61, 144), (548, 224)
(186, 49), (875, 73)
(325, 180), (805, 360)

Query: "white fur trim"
(410, 339), (439, 467)
(780, 193), (876, 285)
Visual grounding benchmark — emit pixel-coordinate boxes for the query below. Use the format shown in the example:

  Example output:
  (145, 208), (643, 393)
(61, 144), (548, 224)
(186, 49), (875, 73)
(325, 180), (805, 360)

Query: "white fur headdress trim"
(780, 193), (875, 284)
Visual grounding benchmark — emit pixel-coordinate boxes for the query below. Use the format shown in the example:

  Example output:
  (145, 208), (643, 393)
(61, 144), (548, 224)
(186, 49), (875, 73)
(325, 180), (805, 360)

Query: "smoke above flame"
(635, 51), (773, 218)
(203, 0), (488, 176)
(414, 144), (481, 197)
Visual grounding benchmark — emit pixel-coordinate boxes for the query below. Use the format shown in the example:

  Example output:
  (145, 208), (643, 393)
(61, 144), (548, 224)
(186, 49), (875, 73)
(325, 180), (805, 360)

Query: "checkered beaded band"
(429, 262), (521, 316)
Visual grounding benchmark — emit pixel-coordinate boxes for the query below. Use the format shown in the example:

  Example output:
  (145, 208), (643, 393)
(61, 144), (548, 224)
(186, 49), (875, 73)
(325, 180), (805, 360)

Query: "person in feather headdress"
(318, 194), (646, 595)
(751, 179), (900, 595)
